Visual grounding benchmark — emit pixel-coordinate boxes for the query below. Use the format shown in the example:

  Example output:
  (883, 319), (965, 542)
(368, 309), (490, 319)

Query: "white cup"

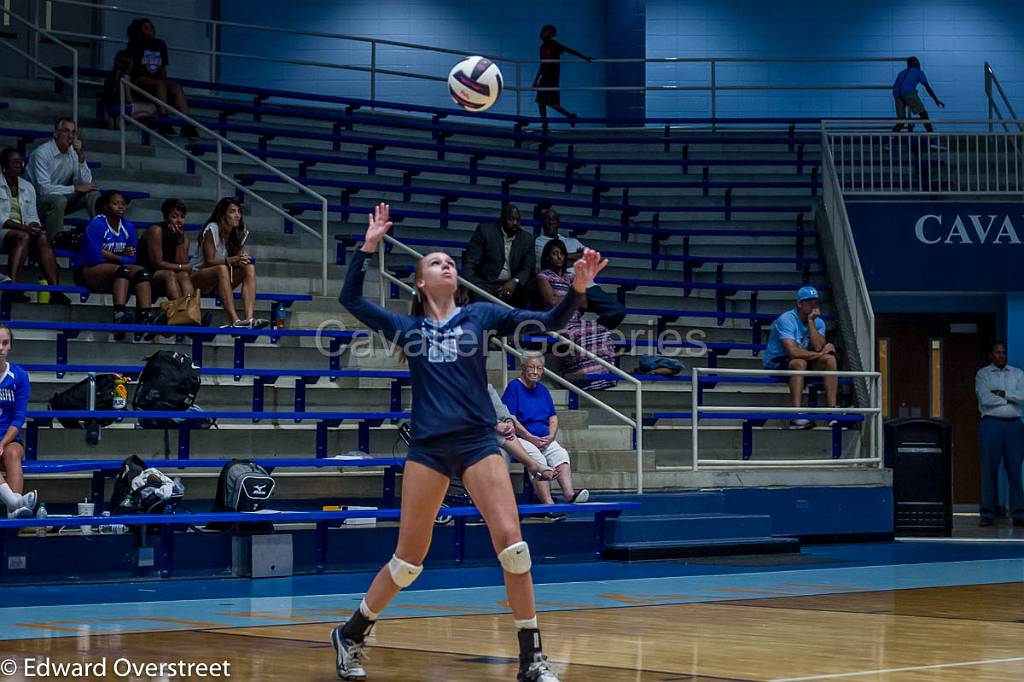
(78, 502), (95, 535)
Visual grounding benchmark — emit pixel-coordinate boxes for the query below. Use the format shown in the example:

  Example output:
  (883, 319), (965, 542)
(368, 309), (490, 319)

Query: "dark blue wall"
(217, 0), (607, 116)
(645, 0), (1024, 119)
(604, 0), (646, 121)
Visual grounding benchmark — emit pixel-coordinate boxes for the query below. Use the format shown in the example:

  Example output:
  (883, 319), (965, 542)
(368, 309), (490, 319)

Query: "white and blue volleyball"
(447, 56), (503, 112)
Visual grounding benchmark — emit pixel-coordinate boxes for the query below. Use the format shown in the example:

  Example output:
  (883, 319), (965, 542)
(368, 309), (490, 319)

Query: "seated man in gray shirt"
(26, 118), (100, 238)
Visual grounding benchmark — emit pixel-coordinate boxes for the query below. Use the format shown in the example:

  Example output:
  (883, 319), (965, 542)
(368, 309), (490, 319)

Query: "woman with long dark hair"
(538, 239), (617, 390)
(332, 203), (607, 682)
(190, 197), (266, 329)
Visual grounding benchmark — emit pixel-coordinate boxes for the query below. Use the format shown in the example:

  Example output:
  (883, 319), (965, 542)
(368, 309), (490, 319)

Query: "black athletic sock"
(341, 608), (376, 643)
(517, 628), (543, 664)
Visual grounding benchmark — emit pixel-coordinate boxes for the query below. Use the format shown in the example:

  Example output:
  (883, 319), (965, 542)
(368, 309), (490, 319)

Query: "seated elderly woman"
(501, 352), (589, 508)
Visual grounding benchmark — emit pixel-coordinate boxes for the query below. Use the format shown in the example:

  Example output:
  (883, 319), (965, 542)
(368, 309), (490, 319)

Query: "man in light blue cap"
(763, 286), (838, 429)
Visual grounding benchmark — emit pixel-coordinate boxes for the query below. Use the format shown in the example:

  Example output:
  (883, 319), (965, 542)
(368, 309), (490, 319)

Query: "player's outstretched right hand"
(361, 202), (393, 253)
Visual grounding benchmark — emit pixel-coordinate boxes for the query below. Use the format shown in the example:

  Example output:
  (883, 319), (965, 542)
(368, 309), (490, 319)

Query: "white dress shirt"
(0, 177), (41, 227)
(975, 363), (1024, 419)
(25, 139), (93, 196)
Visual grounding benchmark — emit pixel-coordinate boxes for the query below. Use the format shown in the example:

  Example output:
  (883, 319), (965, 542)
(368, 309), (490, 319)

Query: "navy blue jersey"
(340, 248), (579, 442)
(0, 363), (30, 434)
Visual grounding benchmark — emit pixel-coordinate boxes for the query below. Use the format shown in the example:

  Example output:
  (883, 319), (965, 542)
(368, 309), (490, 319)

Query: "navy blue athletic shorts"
(407, 428), (502, 479)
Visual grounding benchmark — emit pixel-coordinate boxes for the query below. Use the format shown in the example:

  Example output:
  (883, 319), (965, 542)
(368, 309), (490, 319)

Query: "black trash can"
(884, 418), (953, 537)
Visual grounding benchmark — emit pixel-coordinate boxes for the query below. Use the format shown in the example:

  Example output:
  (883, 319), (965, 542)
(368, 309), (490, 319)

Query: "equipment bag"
(109, 455), (185, 515)
(133, 351), (200, 411)
(213, 459), (275, 512)
(48, 373), (121, 428)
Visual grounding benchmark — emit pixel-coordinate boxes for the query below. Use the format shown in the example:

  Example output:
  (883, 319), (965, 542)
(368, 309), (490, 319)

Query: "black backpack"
(109, 454), (185, 515)
(133, 351), (200, 412)
(49, 373), (120, 428)
(213, 459), (275, 512)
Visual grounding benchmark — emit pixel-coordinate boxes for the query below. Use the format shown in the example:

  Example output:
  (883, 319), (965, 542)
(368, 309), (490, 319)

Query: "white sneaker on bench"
(787, 419), (812, 430)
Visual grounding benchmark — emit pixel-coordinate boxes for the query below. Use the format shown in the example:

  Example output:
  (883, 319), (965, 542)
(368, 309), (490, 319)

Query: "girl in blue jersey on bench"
(0, 324), (36, 518)
(334, 203), (606, 682)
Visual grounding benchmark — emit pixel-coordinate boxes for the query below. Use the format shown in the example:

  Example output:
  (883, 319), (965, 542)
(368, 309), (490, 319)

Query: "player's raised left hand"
(571, 248), (608, 293)
(361, 202), (393, 253)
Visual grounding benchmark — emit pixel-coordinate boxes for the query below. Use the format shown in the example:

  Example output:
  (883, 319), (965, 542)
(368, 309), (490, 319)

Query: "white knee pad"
(387, 554), (423, 588)
(497, 541), (532, 574)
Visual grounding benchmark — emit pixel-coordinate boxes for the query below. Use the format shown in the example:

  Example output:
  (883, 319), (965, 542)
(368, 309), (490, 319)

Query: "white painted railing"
(691, 367), (883, 470)
(823, 120), (1024, 195)
(372, 234), (646, 493)
(118, 79), (331, 296)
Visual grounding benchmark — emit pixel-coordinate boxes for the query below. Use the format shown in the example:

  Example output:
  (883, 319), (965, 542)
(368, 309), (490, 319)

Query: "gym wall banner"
(845, 202), (1024, 291)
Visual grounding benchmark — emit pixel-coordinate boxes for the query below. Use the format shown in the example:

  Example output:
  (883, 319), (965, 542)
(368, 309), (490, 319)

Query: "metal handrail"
(372, 233), (645, 493)
(0, 5), (78, 125)
(984, 62), (1023, 133)
(118, 79), (331, 296)
(690, 367), (883, 470)
(818, 126), (881, 466)
(32, 0), (903, 117)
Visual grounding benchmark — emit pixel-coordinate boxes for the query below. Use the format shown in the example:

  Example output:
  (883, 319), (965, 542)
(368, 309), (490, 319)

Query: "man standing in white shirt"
(25, 118), (100, 238)
(974, 341), (1024, 527)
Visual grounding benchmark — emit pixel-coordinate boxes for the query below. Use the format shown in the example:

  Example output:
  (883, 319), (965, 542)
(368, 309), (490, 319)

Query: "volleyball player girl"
(332, 203), (607, 681)
(0, 324), (36, 519)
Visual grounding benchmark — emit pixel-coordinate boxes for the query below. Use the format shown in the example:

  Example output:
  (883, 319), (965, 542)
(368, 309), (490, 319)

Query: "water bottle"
(86, 372), (100, 446)
(37, 277), (49, 304)
(36, 503), (47, 537)
(112, 376), (127, 410)
(275, 306), (287, 330)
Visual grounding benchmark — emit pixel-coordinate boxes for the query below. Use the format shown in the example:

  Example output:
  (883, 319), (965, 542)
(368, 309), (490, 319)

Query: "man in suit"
(462, 203), (537, 307)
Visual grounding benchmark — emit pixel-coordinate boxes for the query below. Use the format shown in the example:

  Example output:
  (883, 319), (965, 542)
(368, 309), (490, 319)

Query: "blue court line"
(2, 556), (1022, 641)
(5, 540), (1024, 609)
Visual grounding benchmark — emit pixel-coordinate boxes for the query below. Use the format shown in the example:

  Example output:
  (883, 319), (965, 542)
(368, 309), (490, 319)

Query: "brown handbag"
(160, 292), (202, 326)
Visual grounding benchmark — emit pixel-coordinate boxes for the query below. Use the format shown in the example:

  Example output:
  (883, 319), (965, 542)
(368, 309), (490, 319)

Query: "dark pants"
(471, 279), (535, 309)
(979, 416), (1024, 520)
(584, 285), (626, 330)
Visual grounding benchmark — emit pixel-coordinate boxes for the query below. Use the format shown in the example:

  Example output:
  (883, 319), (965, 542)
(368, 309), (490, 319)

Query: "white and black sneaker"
(518, 654), (561, 681)
(787, 419), (813, 430)
(331, 625), (368, 680)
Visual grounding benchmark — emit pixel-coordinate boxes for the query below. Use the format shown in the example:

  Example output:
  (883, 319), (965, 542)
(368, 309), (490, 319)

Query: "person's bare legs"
(31, 233), (60, 285)
(553, 462), (577, 502)
(3, 231), (28, 281)
(362, 461), (449, 613)
(152, 270), (180, 300)
(232, 263), (257, 321)
(786, 358), (808, 408)
(192, 265), (240, 323)
(79, 264), (128, 305)
(175, 271), (195, 297)
(2, 442), (26, 493)
(461, 454), (536, 621)
(811, 353), (839, 408)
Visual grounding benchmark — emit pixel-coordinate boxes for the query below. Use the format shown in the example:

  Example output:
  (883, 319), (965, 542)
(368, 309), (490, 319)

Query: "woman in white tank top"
(189, 197), (267, 329)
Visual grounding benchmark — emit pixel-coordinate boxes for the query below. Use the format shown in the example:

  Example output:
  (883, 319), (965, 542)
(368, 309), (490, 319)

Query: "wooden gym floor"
(2, 582), (1023, 680)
